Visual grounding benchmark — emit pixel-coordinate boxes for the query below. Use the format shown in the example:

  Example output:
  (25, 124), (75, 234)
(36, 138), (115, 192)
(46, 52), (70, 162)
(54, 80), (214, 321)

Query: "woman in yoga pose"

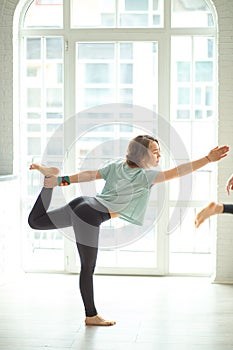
(195, 173), (233, 228)
(28, 135), (229, 326)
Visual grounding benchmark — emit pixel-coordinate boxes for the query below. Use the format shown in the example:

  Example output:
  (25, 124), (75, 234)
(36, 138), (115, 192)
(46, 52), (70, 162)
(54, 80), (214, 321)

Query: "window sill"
(0, 175), (18, 182)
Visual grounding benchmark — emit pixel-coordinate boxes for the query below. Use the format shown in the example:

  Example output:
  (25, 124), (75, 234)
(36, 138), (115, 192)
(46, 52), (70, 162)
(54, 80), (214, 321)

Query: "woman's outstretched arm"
(152, 145), (229, 184)
(44, 170), (102, 188)
(70, 170), (102, 183)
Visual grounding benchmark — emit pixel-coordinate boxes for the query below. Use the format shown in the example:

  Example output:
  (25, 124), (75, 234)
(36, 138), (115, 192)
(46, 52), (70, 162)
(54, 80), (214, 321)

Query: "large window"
(18, 0), (217, 275)
(70, 0), (164, 28)
(76, 42), (158, 110)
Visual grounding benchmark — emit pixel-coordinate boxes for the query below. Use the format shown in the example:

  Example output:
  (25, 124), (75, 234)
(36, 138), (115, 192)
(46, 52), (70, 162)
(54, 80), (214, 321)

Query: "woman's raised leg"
(28, 164), (71, 230)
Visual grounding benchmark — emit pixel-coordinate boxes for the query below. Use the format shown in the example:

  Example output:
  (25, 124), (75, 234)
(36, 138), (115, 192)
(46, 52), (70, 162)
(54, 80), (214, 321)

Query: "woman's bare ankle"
(215, 203), (224, 214)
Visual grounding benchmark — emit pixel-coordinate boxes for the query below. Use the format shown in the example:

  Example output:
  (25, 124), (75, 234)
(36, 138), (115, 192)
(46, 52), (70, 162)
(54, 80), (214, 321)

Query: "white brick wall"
(0, 0), (16, 175)
(0, 0), (232, 281)
(213, 0), (233, 283)
(0, 177), (21, 285)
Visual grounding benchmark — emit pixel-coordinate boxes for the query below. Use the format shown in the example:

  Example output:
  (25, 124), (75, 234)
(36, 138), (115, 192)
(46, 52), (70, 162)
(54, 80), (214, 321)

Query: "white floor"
(0, 273), (233, 350)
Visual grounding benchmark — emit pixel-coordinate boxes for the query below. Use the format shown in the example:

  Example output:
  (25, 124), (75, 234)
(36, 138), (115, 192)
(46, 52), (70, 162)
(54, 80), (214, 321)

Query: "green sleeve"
(98, 161), (114, 180)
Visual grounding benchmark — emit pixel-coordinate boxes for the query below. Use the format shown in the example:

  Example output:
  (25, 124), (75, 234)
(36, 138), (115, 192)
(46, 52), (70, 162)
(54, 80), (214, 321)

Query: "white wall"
(213, 0), (233, 283)
(0, 0), (232, 281)
(0, 0), (15, 175)
(0, 177), (21, 285)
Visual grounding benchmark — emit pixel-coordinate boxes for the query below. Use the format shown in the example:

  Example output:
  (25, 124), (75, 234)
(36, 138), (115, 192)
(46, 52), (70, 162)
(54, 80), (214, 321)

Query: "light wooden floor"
(0, 273), (233, 350)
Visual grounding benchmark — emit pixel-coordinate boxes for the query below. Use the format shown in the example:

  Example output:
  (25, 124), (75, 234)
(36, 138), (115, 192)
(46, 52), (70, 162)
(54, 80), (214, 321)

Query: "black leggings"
(223, 204), (233, 214)
(28, 188), (110, 317)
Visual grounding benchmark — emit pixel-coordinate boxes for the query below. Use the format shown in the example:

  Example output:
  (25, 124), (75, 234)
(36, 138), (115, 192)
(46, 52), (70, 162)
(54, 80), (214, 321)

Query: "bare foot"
(29, 164), (60, 177)
(85, 314), (116, 327)
(195, 202), (224, 228)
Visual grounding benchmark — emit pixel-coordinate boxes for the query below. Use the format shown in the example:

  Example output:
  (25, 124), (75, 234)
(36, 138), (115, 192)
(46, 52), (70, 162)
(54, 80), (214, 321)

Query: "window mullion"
(41, 37), (47, 155)
(115, 42), (119, 105)
(164, 0), (171, 30)
(115, 0), (118, 28)
(63, 0), (70, 30)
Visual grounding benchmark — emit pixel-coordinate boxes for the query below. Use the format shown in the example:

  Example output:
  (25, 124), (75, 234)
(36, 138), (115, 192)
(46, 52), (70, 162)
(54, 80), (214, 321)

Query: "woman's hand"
(226, 174), (233, 195)
(206, 146), (229, 162)
(44, 175), (58, 188)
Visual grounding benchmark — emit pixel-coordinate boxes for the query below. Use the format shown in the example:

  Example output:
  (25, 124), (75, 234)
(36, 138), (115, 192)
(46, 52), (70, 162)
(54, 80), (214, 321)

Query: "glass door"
(21, 36), (65, 271)
(64, 40), (165, 275)
(168, 35), (217, 274)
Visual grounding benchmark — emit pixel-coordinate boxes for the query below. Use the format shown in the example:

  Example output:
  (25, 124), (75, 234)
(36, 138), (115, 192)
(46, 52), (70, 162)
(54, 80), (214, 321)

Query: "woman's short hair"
(126, 135), (159, 168)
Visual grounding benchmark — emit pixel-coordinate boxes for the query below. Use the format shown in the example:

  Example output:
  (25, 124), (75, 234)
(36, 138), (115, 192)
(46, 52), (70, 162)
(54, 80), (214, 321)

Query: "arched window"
(18, 0), (217, 275)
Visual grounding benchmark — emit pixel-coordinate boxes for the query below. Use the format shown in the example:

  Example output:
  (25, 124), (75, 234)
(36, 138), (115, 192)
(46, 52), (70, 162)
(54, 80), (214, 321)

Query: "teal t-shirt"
(96, 159), (159, 226)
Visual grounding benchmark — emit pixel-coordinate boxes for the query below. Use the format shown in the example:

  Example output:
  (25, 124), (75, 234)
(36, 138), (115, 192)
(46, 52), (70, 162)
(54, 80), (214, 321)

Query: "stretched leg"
(29, 165), (115, 325)
(77, 243), (115, 326)
(28, 164), (75, 230)
(195, 202), (224, 228)
(76, 243), (98, 317)
(72, 199), (115, 326)
(223, 204), (233, 214)
(28, 187), (74, 230)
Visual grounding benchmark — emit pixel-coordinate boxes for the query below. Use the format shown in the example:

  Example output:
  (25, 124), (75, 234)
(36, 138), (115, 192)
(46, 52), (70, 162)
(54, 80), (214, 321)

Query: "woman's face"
(147, 141), (161, 167)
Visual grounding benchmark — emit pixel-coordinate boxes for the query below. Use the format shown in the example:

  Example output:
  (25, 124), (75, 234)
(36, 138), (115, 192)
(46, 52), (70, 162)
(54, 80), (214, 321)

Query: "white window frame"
(16, 0), (218, 276)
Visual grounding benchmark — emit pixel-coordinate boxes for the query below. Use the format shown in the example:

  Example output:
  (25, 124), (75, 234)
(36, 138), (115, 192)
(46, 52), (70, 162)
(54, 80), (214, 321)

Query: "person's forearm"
(176, 157), (209, 177)
(154, 156), (210, 183)
(69, 170), (100, 184)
